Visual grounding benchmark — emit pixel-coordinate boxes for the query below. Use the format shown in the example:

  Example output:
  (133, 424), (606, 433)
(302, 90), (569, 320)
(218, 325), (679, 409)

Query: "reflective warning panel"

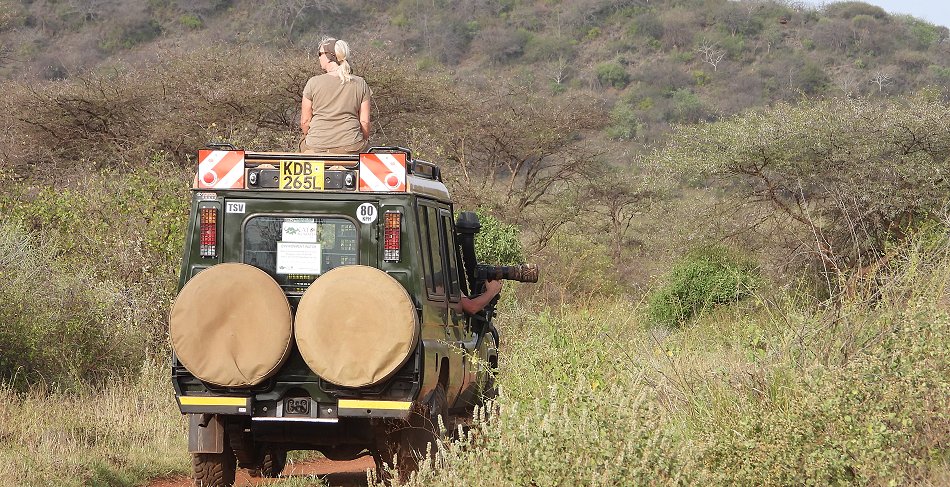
(359, 153), (407, 192)
(196, 150), (246, 189)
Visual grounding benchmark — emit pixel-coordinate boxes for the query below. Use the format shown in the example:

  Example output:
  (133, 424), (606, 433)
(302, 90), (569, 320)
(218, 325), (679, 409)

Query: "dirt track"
(147, 455), (375, 487)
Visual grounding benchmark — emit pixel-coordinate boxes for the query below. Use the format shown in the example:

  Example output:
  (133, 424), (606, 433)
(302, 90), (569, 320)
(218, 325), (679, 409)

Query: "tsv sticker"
(357, 203), (378, 224)
(226, 202), (246, 214)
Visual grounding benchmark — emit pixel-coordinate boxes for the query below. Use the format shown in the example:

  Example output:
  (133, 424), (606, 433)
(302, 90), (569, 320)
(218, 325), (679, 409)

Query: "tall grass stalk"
(0, 360), (187, 487)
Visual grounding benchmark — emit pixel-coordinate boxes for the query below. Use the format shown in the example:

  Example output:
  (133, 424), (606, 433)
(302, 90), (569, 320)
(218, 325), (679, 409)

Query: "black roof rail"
(205, 141), (239, 151)
(367, 146), (412, 160)
(410, 159), (441, 181)
(245, 153), (359, 162)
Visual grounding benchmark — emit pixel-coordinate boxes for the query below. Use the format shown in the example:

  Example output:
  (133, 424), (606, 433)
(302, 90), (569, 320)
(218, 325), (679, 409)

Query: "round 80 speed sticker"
(357, 203), (378, 224)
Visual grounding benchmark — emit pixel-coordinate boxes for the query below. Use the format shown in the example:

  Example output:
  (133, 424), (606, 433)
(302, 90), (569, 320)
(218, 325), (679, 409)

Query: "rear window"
(244, 216), (357, 292)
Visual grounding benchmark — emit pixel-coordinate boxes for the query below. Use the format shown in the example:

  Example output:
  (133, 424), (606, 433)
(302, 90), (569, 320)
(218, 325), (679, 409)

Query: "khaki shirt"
(302, 73), (372, 151)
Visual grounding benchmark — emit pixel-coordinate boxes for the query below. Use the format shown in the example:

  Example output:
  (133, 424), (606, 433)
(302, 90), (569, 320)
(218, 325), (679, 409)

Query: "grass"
(388, 227), (950, 486)
(0, 360), (189, 487)
(0, 201), (947, 486)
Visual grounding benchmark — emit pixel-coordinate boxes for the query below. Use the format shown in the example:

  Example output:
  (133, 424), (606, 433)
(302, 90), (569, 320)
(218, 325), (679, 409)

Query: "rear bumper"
(175, 395), (413, 420)
(177, 395), (251, 415)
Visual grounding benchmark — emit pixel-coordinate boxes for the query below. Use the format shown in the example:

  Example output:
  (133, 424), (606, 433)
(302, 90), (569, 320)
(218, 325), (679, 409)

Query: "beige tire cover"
(295, 265), (419, 388)
(170, 263), (293, 388)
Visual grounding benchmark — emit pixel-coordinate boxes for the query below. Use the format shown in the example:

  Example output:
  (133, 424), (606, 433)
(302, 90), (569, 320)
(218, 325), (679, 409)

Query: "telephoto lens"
(477, 264), (540, 283)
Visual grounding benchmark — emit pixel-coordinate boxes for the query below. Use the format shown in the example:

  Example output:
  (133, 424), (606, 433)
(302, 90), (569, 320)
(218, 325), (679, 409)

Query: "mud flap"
(189, 413), (224, 454)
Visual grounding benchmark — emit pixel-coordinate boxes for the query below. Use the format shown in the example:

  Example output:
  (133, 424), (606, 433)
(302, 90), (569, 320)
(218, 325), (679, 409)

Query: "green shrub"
(596, 62), (630, 89)
(826, 2), (889, 20)
(473, 210), (525, 265)
(929, 64), (950, 82)
(691, 69), (709, 86)
(99, 19), (163, 53)
(0, 222), (147, 389)
(0, 167), (190, 359)
(645, 245), (758, 327)
(668, 88), (708, 123)
(909, 20), (941, 48)
(388, 301), (692, 486)
(607, 101), (642, 140)
(178, 13), (203, 30)
(630, 12), (663, 40)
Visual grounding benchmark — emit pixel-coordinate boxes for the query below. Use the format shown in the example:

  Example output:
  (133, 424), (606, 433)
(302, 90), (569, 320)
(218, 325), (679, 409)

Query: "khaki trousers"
(299, 138), (369, 154)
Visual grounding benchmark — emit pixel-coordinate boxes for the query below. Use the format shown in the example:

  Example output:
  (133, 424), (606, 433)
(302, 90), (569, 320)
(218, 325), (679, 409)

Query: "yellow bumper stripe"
(338, 399), (412, 410)
(178, 396), (249, 407)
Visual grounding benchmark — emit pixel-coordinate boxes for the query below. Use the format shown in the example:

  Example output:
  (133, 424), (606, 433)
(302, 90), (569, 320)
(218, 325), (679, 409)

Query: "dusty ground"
(147, 455), (375, 487)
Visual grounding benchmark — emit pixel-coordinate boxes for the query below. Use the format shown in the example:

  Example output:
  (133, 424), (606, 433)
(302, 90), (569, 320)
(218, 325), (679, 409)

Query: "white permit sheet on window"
(276, 242), (322, 274)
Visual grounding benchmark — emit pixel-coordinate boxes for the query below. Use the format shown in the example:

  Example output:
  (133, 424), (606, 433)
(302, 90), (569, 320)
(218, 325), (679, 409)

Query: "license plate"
(284, 397), (311, 416)
(280, 161), (324, 191)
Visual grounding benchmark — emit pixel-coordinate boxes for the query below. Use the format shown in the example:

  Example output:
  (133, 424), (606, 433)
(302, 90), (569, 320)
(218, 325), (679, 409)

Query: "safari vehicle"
(169, 145), (537, 486)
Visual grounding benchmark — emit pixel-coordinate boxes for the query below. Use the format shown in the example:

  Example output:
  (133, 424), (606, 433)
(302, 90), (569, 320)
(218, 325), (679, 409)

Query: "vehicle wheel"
(478, 334), (499, 407)
(192, 444), (236, 487)
(250, 448), (286, 478)
(424, 383), (449, 437)
(398, 383), (449, 480)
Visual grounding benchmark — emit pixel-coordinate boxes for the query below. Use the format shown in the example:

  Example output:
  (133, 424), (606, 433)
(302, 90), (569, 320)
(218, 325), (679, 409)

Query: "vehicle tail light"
(199, 207), (218, 257)
(383, 211), (401, 262)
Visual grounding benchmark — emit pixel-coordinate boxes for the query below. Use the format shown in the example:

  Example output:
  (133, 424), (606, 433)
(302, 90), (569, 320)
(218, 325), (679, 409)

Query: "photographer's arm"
(460, 280), (503, 315)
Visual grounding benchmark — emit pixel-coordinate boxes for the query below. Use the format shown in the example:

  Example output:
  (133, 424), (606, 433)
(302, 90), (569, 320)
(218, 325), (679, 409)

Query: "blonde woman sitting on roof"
(299, 37), (372, 154)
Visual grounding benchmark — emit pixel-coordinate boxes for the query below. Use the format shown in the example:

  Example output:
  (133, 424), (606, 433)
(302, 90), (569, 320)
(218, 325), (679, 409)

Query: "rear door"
(221, 196), (367, 297)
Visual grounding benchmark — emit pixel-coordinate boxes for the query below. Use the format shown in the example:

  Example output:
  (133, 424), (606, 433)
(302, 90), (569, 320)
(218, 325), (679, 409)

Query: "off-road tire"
(399, 383), (449, 480)
(477, 333), (499, 410)
(192, 446), (236, 487)
(249, 449), (286, 478)
(425, 383), (449, 437)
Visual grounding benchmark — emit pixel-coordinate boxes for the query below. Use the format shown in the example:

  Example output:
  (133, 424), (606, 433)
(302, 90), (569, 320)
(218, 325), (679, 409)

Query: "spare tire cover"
(295, 265), (419, 388)
(170, 263), (293, 387)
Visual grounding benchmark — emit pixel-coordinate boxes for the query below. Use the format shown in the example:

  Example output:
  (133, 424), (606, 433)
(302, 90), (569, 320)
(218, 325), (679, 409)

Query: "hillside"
(0, 1), (948, 485)
(2, 0), (948, 144)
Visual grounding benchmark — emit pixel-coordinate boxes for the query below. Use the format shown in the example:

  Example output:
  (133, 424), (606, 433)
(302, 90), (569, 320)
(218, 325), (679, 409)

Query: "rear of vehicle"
(169, 147), (480, 485)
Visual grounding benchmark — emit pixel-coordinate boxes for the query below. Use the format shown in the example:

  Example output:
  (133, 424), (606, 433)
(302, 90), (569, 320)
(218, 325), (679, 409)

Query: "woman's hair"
(320, 36), (352, 84)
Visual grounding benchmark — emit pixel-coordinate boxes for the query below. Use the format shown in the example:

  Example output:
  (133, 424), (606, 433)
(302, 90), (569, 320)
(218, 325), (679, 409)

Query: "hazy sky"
(805, 1), (950, 28)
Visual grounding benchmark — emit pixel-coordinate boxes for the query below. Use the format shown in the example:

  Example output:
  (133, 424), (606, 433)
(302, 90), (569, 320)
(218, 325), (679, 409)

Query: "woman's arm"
(300, 97), (312, 135)
(359, 98), (371, 140)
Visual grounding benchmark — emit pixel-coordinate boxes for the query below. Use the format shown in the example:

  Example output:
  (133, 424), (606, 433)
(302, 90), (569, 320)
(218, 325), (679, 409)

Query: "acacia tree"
(373, 79), (609, 215)
(263, 0), (340, 42)
(659, 93), (950, 277)
(585, 166), (657, 261)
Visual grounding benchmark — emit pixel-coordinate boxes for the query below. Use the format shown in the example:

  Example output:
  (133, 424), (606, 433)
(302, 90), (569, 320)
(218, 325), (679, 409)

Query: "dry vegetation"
(0, 1), (948, 485)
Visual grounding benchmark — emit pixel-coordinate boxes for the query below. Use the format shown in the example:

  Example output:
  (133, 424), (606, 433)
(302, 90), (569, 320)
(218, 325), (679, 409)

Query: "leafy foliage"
(595, 61), (630, 89)
(645, 245), (759, 328)
(0, 222), (147, 389)
(659, 93), (950, 274)
(473, 210), (525, 266)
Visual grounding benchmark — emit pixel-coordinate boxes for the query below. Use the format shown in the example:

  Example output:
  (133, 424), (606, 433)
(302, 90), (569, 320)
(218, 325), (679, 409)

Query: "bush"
(825, 2), (889, 20)
(658, 94), (950, 273)
(668, 88), (709, 123)
(630, 12), (663, 40)
(596, 62), (630, 89)
(0, 167), (190, 361)
(929, 64), (950, 82)
(473, 210), (525, 265)
(607, 101), (642, 140)
(645, 245), (758, 328)
(99, 19), (163, 53)
(909, 20), (942, 49)
(178, 13), (203, 30)
(0, 222), (147, 389)
(391, 301), (692, 486)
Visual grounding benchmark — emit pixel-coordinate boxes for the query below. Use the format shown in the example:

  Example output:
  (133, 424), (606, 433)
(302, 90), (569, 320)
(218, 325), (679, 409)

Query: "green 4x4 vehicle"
(169, 146), (537, 486)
